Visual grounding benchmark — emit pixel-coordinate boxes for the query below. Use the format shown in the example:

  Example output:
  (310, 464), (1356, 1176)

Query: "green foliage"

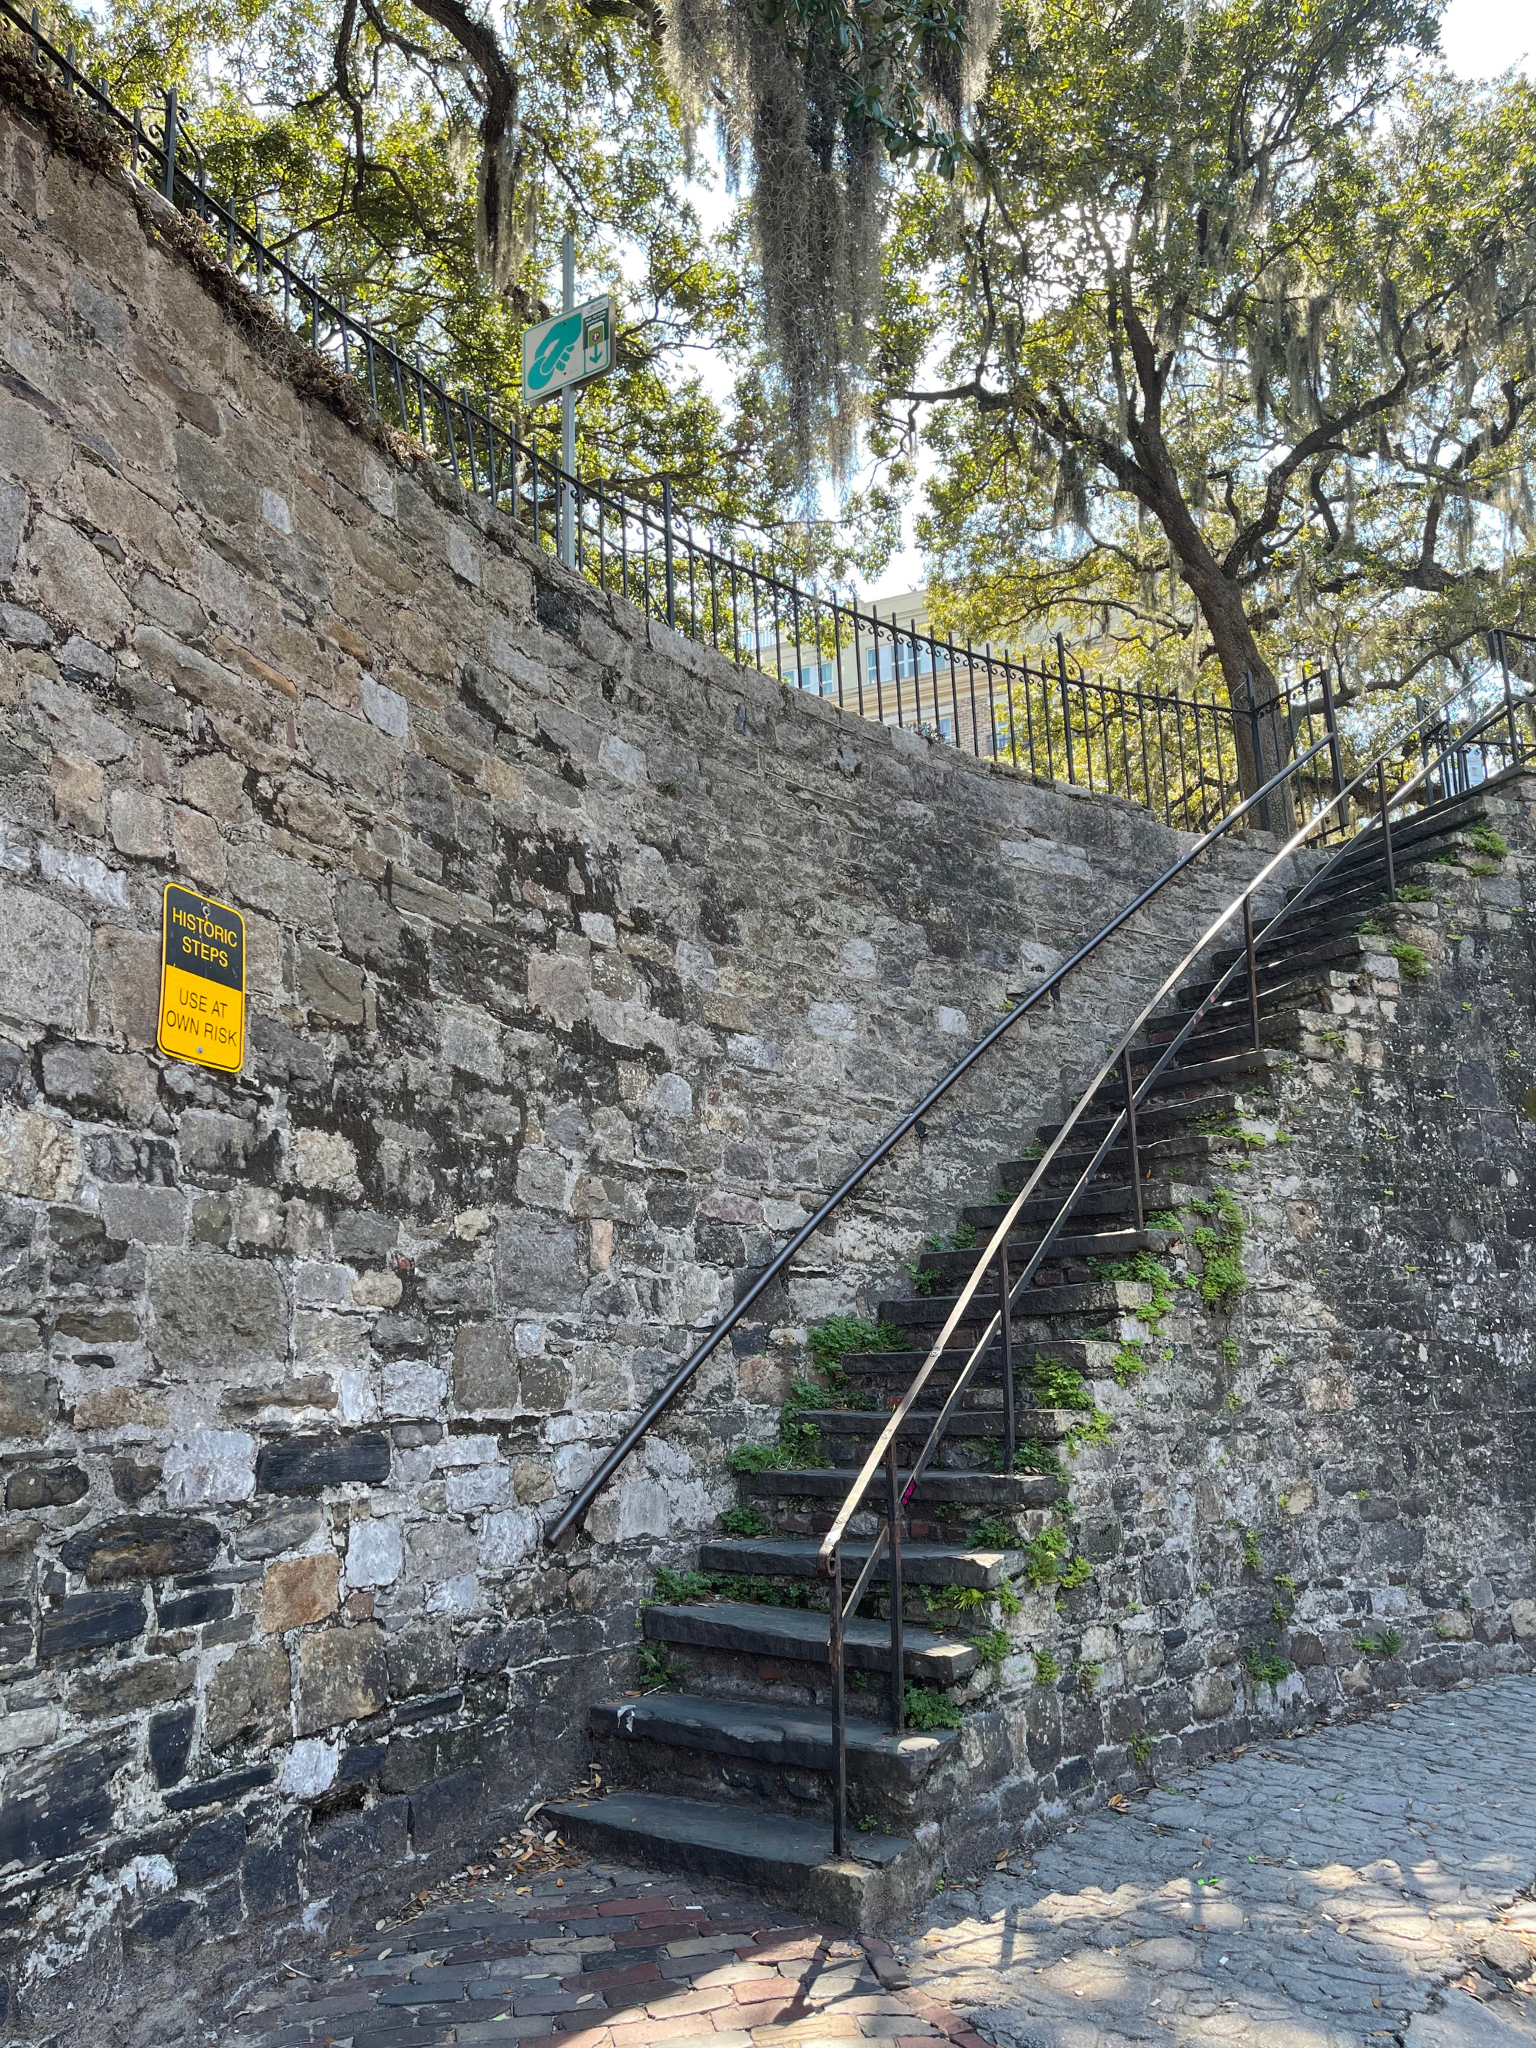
(1022, 1523), (1072, 1587)
(1145, 1209), (1181, 1230)
(1065, 1408), (1113, 1454)
(1242, 1646), (1290, 1687)
(638, 1642), (689, 1689)
(1058, 1554), (1093, 1590)
(1077, 1659), (1102, 1693)
(1390, 942), (1430, 980)
(653, 1566), (715, 1604)
(1468, 827), (1509, 859)
(969, 1514), (1016, 1549)
(996, 1580), (1022, 1617)
(949, 1222), (978, 1250)
(905, 1683), (963, 1730)
(728, 1442), (782, 1474)
(1112, 1340), (1148, 1386)
(807, 1316), (904, 1378)
(859, 1813), (881, 1833)
(906, 1260), (939, 1297)
(1221, 1336), (1240, 1367)
(720, 1503), (769, 1537)
(970, 1628), (1013, 1669)
(1032, 1355), (1093, 1410)
(1032, 1649), (1060, 1685)
(1356, 1627), (1403, 1657)
(1129, 1728), (1154, 1767)
(1089, 1251), (1175, 1329)
(1191, 1189), (1246, 1310)
(1396, 882), (1433, 902)
(888, 0), (1536, 730)
(1238, 1526), (1264, 1574)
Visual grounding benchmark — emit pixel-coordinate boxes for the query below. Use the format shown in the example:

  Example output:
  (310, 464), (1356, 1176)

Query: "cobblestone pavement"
(901, 1678), (1536, 2048)
(225, 1863), (987, 2048)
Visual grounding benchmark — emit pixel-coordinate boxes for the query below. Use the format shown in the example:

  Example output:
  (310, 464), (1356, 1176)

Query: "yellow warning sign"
(157, 882), (246, 1073)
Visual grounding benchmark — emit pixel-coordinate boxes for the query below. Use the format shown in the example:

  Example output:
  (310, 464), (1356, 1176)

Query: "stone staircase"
(550, 782), (1495, 1923)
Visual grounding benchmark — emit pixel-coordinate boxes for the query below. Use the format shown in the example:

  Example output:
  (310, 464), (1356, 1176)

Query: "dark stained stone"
(0, 1742), (116, 1866)
(39, 1589), (145, 1659)
(59, 1514), (220, 1584)
(175, 1810), (245, 1885)
(4, 1464), (88, 1509)
(255, 1432), (390, 1494)
(149, 1705), (196, 1787)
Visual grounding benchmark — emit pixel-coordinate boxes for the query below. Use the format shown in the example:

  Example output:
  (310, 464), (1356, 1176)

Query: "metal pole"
(1378, 761), (1396, 899)
(1242, 896), (1262, 1052)
(885, 1446), (905, 1735)
(1501, 629), (1517, 758)
(1120, 1048), (1144, 1230)
(161, 85), (178, 202)
(661, 478), (676, 629)
(998, 1238), (1016, 1474)
(829, 1545), (846, 1858)
(1057, 634), (1076, 786)
(560, 230), (576, 569)
(1320, 660), (1345, 812)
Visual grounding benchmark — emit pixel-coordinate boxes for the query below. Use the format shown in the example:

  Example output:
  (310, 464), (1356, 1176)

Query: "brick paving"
(224, 1862), (991, 2048)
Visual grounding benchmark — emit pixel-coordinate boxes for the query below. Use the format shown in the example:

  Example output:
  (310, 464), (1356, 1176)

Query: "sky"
(860, 0), (1532, 603)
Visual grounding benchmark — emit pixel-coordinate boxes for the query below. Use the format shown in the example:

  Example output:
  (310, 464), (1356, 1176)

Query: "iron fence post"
(1120, 1048), (1144, 1229)
(829, 1545), (846, 1858)
(1243, 896), (1262, 1050)
(998, 1238), (1016, 1474)
(1320, 660), (1345, 812)
(161, 84), (178, 202)
(1502, 629), (1518, 760)
(1057, 634), (1076, 786)
(1378, 761), (1396, 899)
(661, 477), (676, 629)
(885, 1446), (905, 1735)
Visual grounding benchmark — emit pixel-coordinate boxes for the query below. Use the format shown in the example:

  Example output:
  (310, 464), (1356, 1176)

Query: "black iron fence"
(5, 0), (1527, 840)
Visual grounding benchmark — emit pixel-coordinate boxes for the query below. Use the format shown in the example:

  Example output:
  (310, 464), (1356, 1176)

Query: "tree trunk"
(1138, 474), (1298, 832)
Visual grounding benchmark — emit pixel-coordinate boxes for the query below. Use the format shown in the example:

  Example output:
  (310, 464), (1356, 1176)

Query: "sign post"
(520, 235), (615, 569)
(157, 882), (246, 1073)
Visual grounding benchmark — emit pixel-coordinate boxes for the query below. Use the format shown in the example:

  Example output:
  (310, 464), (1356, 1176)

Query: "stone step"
(588, 1692), (956, 1786)
(793, 1406), (1079, 1444)
(916, 1227), (1175, 1286)
(1033, 1095), (1245, 1147)
(737, 1467), (1064, 1509)
(879, 1280), (1152, 1327)
(836, 1337), (1126, 1380)
(698, 1538), (1020, 1588)
(960, 1180), (1206, 1231)
(1087, 1049), (1287, 1103)
(546, 1791), (915, 1918)
(642, 1600), (978, 1683)
(1169, 930), (1385, 1009)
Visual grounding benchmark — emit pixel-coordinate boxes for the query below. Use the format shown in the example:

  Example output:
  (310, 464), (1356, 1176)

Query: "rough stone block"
(0, 1741), (115, 1867)
(0, 1370), (59, 1441)
(108, 786), (169, 857)
(99, 1183), (187, 1244)
(255, 1432), (391, 1494)
(87, 924), (159, 1048)
(296, 945), (366, 1025)
(42, 1042), (160, 1126)
(60, 1514), (220, 1583)
(5, 1463), (87, 1509)
(175, 1811), (246, 1885)
(453, 1322), (519, 1414)
(0, 1106), (82, 1200)
(345, 1518), (403, 1589)
(205, 1641), (292, 1752)
(70, 1654), (195, 1717)
(295, 1622), (389, 1733)
(147, 1250), (287, 1372)
(148, 1705), (196, 1787)
(39, 1589), (146, 1659)
(261, 1552), (340, 1633)
(163, 1430), (257, 1506)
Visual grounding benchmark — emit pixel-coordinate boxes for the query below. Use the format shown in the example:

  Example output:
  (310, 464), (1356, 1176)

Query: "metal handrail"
(545, 745), (1318, 1548)
(4, 0), (1394, 834)
(813, 669), (1534, 1854)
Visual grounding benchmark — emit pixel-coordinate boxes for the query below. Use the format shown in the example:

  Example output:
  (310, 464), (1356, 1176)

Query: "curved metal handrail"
(545, 741), (1320, 1546)
(810, 678), (1532, 1852)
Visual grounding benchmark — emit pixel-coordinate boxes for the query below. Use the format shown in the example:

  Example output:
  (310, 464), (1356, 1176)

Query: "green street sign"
(522, 294), (614, 404)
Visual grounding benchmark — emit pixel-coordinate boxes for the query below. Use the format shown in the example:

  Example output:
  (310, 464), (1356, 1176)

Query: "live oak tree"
(51, 0), (1000, 511)
(878, 0), (1536, 792)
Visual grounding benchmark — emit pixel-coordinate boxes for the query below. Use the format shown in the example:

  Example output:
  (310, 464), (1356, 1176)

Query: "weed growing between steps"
(1189, 1190), (1247, 1309)
(905, 1683), (963, 1729)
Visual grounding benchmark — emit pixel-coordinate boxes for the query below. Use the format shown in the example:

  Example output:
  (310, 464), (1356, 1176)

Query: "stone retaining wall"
(0, 94), (1276, 2038)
